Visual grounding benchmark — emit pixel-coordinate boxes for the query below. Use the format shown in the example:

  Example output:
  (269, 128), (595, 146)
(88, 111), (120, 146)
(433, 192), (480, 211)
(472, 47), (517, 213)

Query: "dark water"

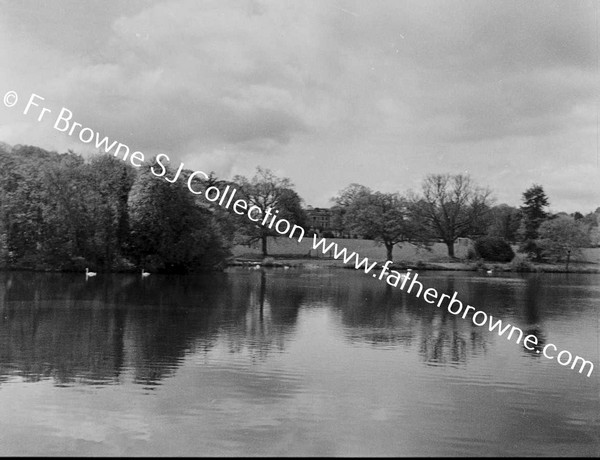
(0, 268), (598, 456)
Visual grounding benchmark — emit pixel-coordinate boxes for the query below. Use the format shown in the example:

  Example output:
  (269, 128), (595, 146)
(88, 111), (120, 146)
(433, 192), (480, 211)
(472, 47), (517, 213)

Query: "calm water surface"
(0, 269), (598, 456)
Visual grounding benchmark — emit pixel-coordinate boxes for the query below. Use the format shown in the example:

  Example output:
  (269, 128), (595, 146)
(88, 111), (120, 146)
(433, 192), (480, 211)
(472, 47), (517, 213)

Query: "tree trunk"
(261, 235), (268, 256)
(385, 242), (394, 262)
(446, 240), (455, 258)
(566, 249), (571, 272)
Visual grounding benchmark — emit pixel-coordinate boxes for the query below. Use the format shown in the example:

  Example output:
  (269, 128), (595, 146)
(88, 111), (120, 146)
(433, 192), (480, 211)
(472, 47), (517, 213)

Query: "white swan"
(85, 268), (97, 277)
(141, 268), (151, 277)
(401, 268), (412, 280)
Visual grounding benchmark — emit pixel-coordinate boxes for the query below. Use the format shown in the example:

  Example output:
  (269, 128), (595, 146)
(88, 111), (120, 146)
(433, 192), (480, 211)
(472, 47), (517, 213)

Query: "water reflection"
(522, 275), (546, 355)
(0, 270), (598, 387)
(0, 269), (599, 456)
(0, 270), (307, 386)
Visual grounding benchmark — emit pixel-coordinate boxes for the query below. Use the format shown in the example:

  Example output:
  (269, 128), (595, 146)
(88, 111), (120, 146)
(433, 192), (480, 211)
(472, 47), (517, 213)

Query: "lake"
(0, 268), (598, 456)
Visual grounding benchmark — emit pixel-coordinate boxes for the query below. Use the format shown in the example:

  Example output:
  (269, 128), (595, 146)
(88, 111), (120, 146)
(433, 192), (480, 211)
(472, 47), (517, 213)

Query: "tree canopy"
(486, 204), (521, 243)
(537, 216), (590, 269)
(1, 142), (597, 270)
(232, 167), (306, 256)
(128, 162), (230, 272)
(343, 190), (416, 261)
(0, 146), (230, 272)
(518, 184), (550, 259)
(409, 174), (492, 258)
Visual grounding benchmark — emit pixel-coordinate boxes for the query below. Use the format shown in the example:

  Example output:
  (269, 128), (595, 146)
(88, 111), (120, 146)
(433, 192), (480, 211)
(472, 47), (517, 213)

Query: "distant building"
(305, 206), (333, 233)
(304, 206), (362, 238)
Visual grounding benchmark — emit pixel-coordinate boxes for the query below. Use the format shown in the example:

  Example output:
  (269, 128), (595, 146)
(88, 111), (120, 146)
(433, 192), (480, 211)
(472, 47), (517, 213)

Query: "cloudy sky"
(0, 0), (597, 212)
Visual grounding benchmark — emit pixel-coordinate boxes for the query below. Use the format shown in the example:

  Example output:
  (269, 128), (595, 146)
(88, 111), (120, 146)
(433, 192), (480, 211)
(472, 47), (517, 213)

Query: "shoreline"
(2, 256), (598, 275)
(227, 256), (600, 274)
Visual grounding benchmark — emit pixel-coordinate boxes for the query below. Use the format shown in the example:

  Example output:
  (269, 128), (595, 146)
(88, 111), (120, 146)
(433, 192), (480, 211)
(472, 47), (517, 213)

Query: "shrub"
(474, 237), (515, 262)
(474, 259), (488, 271)
(519, 239), (543, 261)
(510, 254), (534, 272)
(466, 246), (479, 260)
(262, 256), (275, 267)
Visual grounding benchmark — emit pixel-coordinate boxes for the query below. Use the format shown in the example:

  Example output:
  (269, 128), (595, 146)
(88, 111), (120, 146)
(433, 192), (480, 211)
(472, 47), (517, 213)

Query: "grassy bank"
(230, 238), (600, 273)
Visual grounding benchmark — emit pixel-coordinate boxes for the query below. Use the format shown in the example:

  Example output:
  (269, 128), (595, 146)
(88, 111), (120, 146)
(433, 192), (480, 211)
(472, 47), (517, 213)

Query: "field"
(231, 236), (600, 267)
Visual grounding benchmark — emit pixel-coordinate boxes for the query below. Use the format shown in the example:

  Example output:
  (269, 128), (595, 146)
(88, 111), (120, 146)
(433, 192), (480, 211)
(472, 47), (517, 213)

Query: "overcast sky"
(1, 0), (597, 213)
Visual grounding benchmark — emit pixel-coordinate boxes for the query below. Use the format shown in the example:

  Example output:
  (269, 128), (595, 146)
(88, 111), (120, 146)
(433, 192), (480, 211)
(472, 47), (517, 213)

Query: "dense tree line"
(331, 178), (598, 263)
(332, 173), (492, 260)
(1, 143), (597, 271)
(0, 145), (233, 272)
(0, 144), (309, 271)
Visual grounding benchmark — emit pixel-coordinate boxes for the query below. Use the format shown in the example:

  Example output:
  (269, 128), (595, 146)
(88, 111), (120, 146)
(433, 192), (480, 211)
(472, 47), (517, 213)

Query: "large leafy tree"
(83, 155), (136, 269)
(41, 151), (91, 265)
(581, 210), (600, 246)
(344, 191), (416, 261)
(409, 173), (492, 258)
(580, 211), (599, 228)
(232, 167), (306, 256)
(184, 171), (240, 252)
(0, 145), (92, 269)
(486, 204), (521, 243)
(330, 184), (371, 238)
(41, 153), (136, 270)
(1, 146), (52, 266)
(518, 184), (550, 259)
(128, 163), (229, 272)
(90, 155), (136, 253)
(537, 216), (590, 270)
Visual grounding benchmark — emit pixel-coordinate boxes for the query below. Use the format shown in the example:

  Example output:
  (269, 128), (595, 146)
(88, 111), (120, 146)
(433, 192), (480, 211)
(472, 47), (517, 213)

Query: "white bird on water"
(141, 268), (151, 277)
(85, 268), (96, 277)
(395, 268), (413, 281)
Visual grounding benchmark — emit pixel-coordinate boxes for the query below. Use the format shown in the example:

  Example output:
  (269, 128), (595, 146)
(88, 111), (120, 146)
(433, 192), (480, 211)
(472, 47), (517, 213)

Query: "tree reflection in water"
(0, 270), (595, 387)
